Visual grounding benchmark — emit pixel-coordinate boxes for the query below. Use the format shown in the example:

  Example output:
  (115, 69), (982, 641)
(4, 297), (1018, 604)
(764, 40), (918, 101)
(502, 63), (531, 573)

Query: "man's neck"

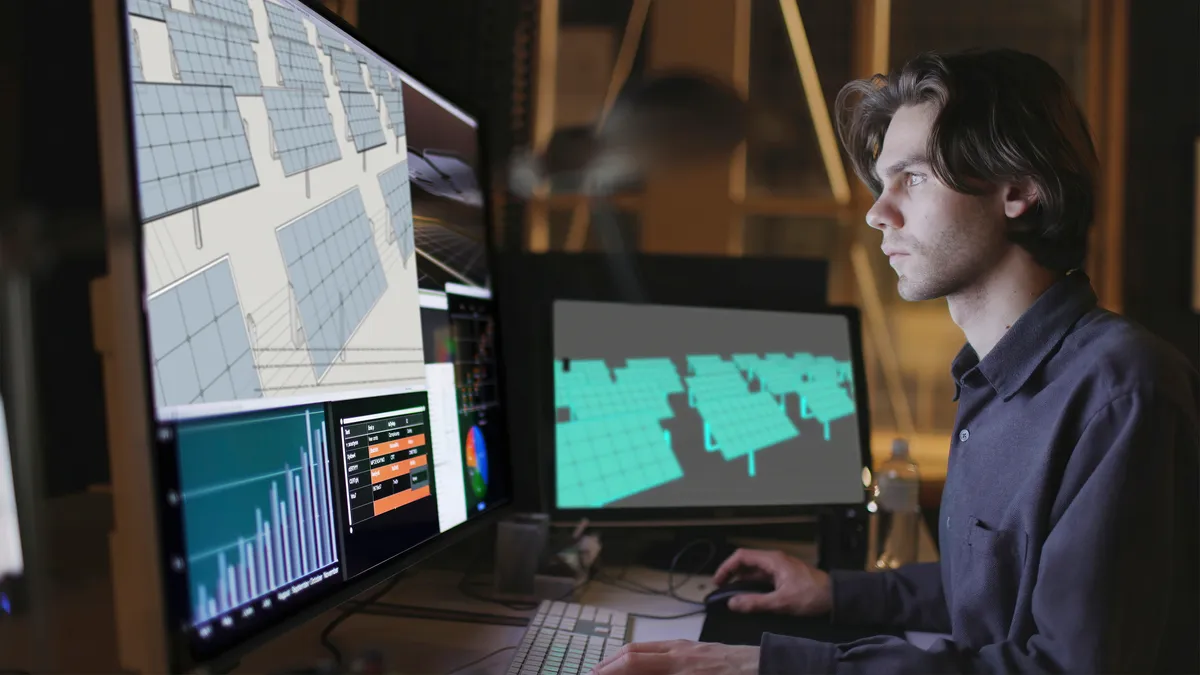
(946, 248), (1059, 360)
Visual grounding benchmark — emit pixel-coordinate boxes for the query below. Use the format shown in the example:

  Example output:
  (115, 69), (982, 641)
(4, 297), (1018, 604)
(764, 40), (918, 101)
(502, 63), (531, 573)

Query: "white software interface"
(130, 0), (437, 421)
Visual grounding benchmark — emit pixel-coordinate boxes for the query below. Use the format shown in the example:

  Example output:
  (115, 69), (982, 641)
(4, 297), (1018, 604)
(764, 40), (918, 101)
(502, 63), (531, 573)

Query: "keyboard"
(505, 600), (631, 675)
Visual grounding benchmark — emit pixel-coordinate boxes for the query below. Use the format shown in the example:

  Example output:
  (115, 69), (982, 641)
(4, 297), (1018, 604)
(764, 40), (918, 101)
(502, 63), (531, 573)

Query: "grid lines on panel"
(132, 82), (259, 221)
(380, 86), (405, 137)
(272, 36), (327, 95)
(261, 88), (341, 176)
(378, 162), (415, 262)
(328, 47), (368, 93)
(339, 91), (386, 152)
(316, 25), (346, 53)
(276, 189), (388, 381)
(556, 413), (683, 508)
(127, 0), (169, 20)
(147, 258), (262, 408)
(695, 391), (798, 464)
(263, 0), (309, 44)
(368, 63), (390, 90)
(191, 0), (258, 41)
(412, 221), (486, 286)
(165, 9), (263, 95)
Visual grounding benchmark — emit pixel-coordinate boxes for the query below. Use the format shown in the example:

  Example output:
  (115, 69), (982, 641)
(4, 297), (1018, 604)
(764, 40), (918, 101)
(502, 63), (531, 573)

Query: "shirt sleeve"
(828, 563), (950, 632)
(758, 392), (1197, 674)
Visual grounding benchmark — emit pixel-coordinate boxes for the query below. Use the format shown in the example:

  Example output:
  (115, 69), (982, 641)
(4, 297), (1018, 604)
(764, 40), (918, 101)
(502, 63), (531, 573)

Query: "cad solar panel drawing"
(378, 162), (415, 263)
(191, 0), (258, 42)
(380, 87), (406, 138)
(368, 63), (390, 90)
(132, 82), (259, 222)
(263, 0), (309, 44)
(127, 0), (169, 21)
(276, 189), (388, 381)
(147, 256), (262, 408)
(316, 25), (346, 53)
(328, 47), (368, 93)
(165, 9), (263, 95)
(129, 26), (144, 81)
(272, 36), (328, 95)
(261, 87), (341, 178)
(339, 91), (386, 152)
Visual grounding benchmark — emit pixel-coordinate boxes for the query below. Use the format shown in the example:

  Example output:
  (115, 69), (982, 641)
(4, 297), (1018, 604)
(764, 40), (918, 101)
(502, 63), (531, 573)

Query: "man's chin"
(896, 277), (940, 302)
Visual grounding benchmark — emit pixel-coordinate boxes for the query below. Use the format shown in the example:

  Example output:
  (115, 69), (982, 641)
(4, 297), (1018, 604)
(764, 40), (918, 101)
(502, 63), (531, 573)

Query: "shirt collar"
(950, 270), (1098, 401)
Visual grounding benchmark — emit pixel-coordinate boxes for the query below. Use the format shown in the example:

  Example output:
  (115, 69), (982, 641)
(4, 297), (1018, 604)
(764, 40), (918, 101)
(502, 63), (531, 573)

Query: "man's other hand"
(711, 548), (833, 615)
(590, 640), (759, 675)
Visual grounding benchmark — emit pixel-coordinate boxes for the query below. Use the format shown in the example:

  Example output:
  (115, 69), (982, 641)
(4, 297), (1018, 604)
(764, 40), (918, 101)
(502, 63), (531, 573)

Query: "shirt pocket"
(954, 516), (1029, 645)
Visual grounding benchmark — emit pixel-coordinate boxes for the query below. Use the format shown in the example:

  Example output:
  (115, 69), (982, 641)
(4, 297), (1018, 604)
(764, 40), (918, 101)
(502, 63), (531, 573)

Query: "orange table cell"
(368, 433), (428, 458)
(372, 486), (432, 516)
(369, 454), (428, 485)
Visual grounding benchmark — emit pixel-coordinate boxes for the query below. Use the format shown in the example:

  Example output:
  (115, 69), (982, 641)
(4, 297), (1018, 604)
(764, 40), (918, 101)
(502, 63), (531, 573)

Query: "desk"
(237, 527), (946, 674)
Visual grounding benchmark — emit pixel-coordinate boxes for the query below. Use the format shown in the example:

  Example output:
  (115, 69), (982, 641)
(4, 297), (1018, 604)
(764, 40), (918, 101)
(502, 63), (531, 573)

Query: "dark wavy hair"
(835, 49), (1099, 272)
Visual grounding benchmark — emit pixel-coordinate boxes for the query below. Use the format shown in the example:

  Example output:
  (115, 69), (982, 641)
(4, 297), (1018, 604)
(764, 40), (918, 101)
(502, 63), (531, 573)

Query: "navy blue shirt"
(760, 272), (1200, 673)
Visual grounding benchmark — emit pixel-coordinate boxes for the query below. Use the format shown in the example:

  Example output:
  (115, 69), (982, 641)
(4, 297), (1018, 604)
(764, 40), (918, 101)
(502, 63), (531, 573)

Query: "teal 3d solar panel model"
(553, 352), (857, 505)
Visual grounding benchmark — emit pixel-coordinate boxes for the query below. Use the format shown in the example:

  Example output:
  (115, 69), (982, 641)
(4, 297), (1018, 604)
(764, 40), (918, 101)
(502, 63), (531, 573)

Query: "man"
(593, 48), (1199, 675)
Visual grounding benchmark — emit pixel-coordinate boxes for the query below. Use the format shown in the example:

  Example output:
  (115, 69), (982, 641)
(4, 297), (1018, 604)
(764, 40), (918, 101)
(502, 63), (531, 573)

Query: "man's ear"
(1002, 176), (1039, 220)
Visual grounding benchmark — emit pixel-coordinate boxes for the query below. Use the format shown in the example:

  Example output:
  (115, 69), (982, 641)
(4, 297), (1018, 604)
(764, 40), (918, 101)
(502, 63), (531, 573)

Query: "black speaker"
(816, 505), (869, 572)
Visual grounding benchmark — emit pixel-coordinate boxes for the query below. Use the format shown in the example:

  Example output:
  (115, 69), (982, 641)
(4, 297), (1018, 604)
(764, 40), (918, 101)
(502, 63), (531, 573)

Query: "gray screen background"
(553, 300), (866, 509)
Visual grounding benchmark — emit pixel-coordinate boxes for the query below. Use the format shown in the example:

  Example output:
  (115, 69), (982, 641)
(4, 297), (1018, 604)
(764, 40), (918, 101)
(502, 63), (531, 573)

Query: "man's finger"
(713, 548), (770, 585)
(726, 591), (782, 614)
(591, 649), (672, 675)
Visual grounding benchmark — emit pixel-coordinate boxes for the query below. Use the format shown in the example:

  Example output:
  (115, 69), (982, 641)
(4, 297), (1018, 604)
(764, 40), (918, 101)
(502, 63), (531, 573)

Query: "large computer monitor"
(550, 300), (871, 523)
(94, 0), (510, 670)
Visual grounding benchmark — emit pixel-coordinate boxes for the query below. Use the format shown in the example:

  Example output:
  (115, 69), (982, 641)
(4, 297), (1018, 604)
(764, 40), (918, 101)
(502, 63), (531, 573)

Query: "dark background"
(2, 0), (1195, 503)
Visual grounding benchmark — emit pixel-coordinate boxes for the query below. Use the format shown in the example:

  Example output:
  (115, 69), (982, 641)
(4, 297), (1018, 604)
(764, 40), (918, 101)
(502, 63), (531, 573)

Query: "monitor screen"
(0, 390), (21, 587)
(552, 300), (866, 512)
(123, 0), (508, 664)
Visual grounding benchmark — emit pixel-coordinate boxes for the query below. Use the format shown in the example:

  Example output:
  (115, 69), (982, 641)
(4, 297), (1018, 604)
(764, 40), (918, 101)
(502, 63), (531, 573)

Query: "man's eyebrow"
(876, 154), (929, 182)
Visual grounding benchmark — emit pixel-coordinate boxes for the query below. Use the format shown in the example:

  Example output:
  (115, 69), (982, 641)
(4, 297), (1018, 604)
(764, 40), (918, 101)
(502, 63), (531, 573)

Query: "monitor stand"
(594, 507), (869, 576)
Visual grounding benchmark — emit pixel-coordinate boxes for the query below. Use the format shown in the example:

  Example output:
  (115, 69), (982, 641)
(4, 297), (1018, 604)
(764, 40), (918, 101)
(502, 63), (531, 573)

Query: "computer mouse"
(703, 579), (775, 611)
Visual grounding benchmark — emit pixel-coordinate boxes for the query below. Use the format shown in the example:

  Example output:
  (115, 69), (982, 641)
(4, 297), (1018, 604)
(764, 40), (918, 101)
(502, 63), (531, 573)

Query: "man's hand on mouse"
(589, 640), (758, 675)
(711, 548), (833, 615)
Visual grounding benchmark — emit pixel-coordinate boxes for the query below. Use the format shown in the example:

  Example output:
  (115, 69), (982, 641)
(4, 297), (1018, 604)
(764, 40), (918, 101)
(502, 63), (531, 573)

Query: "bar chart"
(175, 405), (339, 626)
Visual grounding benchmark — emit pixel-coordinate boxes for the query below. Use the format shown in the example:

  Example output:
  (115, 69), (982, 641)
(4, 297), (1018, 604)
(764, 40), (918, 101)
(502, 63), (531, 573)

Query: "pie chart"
(466, 425), (488, 500)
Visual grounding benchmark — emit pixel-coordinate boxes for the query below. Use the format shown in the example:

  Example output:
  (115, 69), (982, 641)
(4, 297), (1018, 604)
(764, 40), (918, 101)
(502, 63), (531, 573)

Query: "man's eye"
(905, 173), (926, 187)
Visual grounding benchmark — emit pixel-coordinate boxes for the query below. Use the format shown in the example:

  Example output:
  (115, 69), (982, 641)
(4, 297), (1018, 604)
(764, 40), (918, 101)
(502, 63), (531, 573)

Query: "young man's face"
(864, 103), (1010, 301)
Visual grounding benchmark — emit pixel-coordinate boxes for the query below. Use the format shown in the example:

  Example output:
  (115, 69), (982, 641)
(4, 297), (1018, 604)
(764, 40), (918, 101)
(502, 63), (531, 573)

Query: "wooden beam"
(778, 0), (852, 205)
(640, 0), (749, 255)
(1099, 0), (1128, 312)
(737, 195), (845, 217)
(563, 0), (653, 253)
(527, 0), (560, 252)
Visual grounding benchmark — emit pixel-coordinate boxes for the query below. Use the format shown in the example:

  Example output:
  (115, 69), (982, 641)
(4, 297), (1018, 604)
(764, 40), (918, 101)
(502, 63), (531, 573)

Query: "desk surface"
(237, 528), (943, 674)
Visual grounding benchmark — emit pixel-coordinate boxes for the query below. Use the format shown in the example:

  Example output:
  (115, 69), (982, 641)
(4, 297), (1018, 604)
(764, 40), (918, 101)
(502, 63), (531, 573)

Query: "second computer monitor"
(551, 300), (870, 519)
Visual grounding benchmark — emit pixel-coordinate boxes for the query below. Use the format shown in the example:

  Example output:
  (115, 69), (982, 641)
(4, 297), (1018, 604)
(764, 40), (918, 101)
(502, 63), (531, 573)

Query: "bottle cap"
(891, 438), (909, 458)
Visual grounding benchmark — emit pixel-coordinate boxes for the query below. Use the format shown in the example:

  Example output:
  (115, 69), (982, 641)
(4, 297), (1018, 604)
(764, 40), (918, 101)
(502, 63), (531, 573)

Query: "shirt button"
(959, 428), (970, 443)
(945, 516), (950, 529)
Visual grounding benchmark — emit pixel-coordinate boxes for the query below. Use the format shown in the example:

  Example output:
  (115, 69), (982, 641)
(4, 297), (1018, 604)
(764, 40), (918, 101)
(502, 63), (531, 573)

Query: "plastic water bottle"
(867, 439), (921, 570)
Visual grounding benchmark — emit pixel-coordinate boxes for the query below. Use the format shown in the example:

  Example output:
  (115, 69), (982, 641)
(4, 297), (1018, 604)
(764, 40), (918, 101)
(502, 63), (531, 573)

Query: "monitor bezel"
(546, 298), (873, 525)
(99, 0), (516, 671)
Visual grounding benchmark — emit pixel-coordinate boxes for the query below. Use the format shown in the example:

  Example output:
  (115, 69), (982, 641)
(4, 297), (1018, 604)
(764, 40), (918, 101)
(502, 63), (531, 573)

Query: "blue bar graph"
(176, 406), (339, 626)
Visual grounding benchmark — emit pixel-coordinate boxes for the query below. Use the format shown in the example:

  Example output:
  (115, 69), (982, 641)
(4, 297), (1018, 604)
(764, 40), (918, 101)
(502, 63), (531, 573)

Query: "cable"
(628, 608), (706, 621)
(318, 575), (402, 666)
(444, 644), (517, 675)
(349, 601), (529, 627)
(666, 538), (716, 605)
